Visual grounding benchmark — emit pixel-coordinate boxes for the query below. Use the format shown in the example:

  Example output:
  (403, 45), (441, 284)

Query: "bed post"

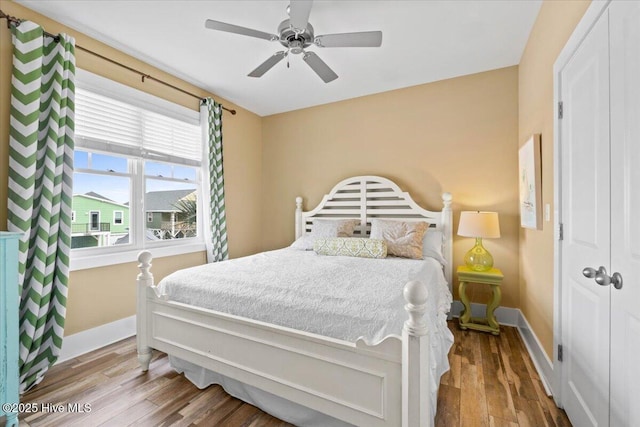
(137, 251), (153, 371)
(295, 196), (303, 239)
(402, 280), (431, 427)
(441, 192), (453, 287)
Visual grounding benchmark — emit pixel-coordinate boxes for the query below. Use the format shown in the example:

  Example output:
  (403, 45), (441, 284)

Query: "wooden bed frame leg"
(137, 251), (153, 371)
(402, 280), (431, 427)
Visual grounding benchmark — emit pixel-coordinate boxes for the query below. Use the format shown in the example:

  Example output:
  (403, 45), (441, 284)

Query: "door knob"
(582, 266), (606, 279)
(583, 266), (623, 290)
(595, 266), (611, 286)
(611, 272), (623, 290)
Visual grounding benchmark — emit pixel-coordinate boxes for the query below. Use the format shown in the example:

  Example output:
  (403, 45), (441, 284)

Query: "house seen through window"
(72, 154), (199, 249)
(71, 78), (202, 253)
(145, 162), (198, 241)
(72, 152), (132, 248)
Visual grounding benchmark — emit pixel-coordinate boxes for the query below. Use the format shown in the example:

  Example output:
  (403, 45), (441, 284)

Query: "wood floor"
(436, 323), (571, 427)
(12, 322), (571, 427)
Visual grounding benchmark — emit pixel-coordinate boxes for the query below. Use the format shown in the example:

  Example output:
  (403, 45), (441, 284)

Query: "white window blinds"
(75, 88), (202, 165)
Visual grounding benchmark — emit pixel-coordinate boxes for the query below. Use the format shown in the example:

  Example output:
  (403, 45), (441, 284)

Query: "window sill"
(70, 242), (207, 271)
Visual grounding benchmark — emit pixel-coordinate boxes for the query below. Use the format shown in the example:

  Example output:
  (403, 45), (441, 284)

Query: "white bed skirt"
(169, 355), (354, 427)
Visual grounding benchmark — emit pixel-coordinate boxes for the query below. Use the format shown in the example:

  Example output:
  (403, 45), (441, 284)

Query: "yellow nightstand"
(457, 265), (503, 335)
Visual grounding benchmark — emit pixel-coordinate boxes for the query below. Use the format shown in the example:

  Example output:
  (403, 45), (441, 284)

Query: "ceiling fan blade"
(205, 19), (278, 41)
(248, 51), (287, 77)
(315, 31), (383, 48)
(302, 51), (338, 83)
(289, 0), (313, 31)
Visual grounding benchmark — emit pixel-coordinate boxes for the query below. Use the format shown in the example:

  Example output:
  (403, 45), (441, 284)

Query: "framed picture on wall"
(519, 134), (542, 230)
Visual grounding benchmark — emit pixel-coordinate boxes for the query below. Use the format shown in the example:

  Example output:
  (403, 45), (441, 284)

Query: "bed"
(136, 175), (454, 426)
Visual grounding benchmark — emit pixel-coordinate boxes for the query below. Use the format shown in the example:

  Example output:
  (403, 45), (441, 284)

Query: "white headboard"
(294, 175), (453, 287)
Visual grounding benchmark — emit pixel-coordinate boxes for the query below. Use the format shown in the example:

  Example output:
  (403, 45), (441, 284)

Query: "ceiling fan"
(204, 0), (383, 83)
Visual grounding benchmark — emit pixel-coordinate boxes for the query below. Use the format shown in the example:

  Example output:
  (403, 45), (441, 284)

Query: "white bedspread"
(157, 248), (454, 425)
(158, 248), (452, 346)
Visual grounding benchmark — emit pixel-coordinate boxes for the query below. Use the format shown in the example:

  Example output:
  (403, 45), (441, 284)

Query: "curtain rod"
(0, 9), (237, 115)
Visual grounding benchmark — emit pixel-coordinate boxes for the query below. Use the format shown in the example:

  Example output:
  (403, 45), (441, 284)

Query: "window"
(113, 211), (123, 225)
(72, 151), (131, 249)
(145, 163), (198, 240)
(71, 211), (76, 222)
(71, 69), (204, 267)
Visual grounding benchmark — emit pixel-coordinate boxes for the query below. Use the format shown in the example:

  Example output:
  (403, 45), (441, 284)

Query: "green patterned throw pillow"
(314, 237), (387, 259)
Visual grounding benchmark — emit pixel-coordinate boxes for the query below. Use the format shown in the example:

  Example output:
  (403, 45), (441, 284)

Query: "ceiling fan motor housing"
(278, 19), (314, 54)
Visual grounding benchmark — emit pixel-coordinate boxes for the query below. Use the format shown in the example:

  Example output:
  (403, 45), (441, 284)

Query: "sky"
(73, 151), (196, 204)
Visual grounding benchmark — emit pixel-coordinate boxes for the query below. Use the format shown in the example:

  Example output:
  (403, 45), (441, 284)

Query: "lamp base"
(464, 238), (494, 272)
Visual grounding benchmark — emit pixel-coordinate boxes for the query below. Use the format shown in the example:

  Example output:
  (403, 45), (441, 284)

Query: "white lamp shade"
(457, 211), (501, 238)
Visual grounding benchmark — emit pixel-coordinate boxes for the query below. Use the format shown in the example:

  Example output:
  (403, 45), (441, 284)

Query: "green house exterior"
(71, 193), (129, 248)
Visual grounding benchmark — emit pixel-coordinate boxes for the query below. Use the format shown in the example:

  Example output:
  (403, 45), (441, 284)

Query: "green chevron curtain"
(7, 21), (75, 392)
(201, 98), (228, 262)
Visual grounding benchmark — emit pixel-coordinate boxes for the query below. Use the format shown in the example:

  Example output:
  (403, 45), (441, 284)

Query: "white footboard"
(136, 252), (433, 426)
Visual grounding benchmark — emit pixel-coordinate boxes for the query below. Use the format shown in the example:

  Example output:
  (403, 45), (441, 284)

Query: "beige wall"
(0, 0), (263, 335)
(262, 66), (521, 307)
(65, 252), (206, 335)
(518, 0), (590, 357)
(0, 0), (594, 346)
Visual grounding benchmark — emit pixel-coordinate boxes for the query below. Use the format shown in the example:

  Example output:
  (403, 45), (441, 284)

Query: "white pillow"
(290, 219), (359, 250)
(422, 230), (447, 265)
(369, 219), (428, 259)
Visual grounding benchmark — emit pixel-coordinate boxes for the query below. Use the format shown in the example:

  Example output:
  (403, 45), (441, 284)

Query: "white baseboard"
(516, 312), (554, 396)
(450, 300), (520, 326)
(450, 300), (554, 396)
(57, 315), (136, 364)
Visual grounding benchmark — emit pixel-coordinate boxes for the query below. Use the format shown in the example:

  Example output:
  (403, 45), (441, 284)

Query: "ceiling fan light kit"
(204, 0), (382, 83)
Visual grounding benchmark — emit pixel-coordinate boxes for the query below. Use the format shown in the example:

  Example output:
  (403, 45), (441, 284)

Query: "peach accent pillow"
(369, 219), (429, 259)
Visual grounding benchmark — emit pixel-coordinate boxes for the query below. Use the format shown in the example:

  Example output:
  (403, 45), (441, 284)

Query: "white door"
(560, 9), (611, 427)
(609, 2), (640, 425)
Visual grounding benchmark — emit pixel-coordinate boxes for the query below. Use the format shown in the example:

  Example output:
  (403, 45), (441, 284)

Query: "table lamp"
(457, 211), (501, 272)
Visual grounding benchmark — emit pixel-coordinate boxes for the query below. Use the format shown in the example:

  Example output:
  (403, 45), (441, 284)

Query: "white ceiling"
(17, 0), (542, 117)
